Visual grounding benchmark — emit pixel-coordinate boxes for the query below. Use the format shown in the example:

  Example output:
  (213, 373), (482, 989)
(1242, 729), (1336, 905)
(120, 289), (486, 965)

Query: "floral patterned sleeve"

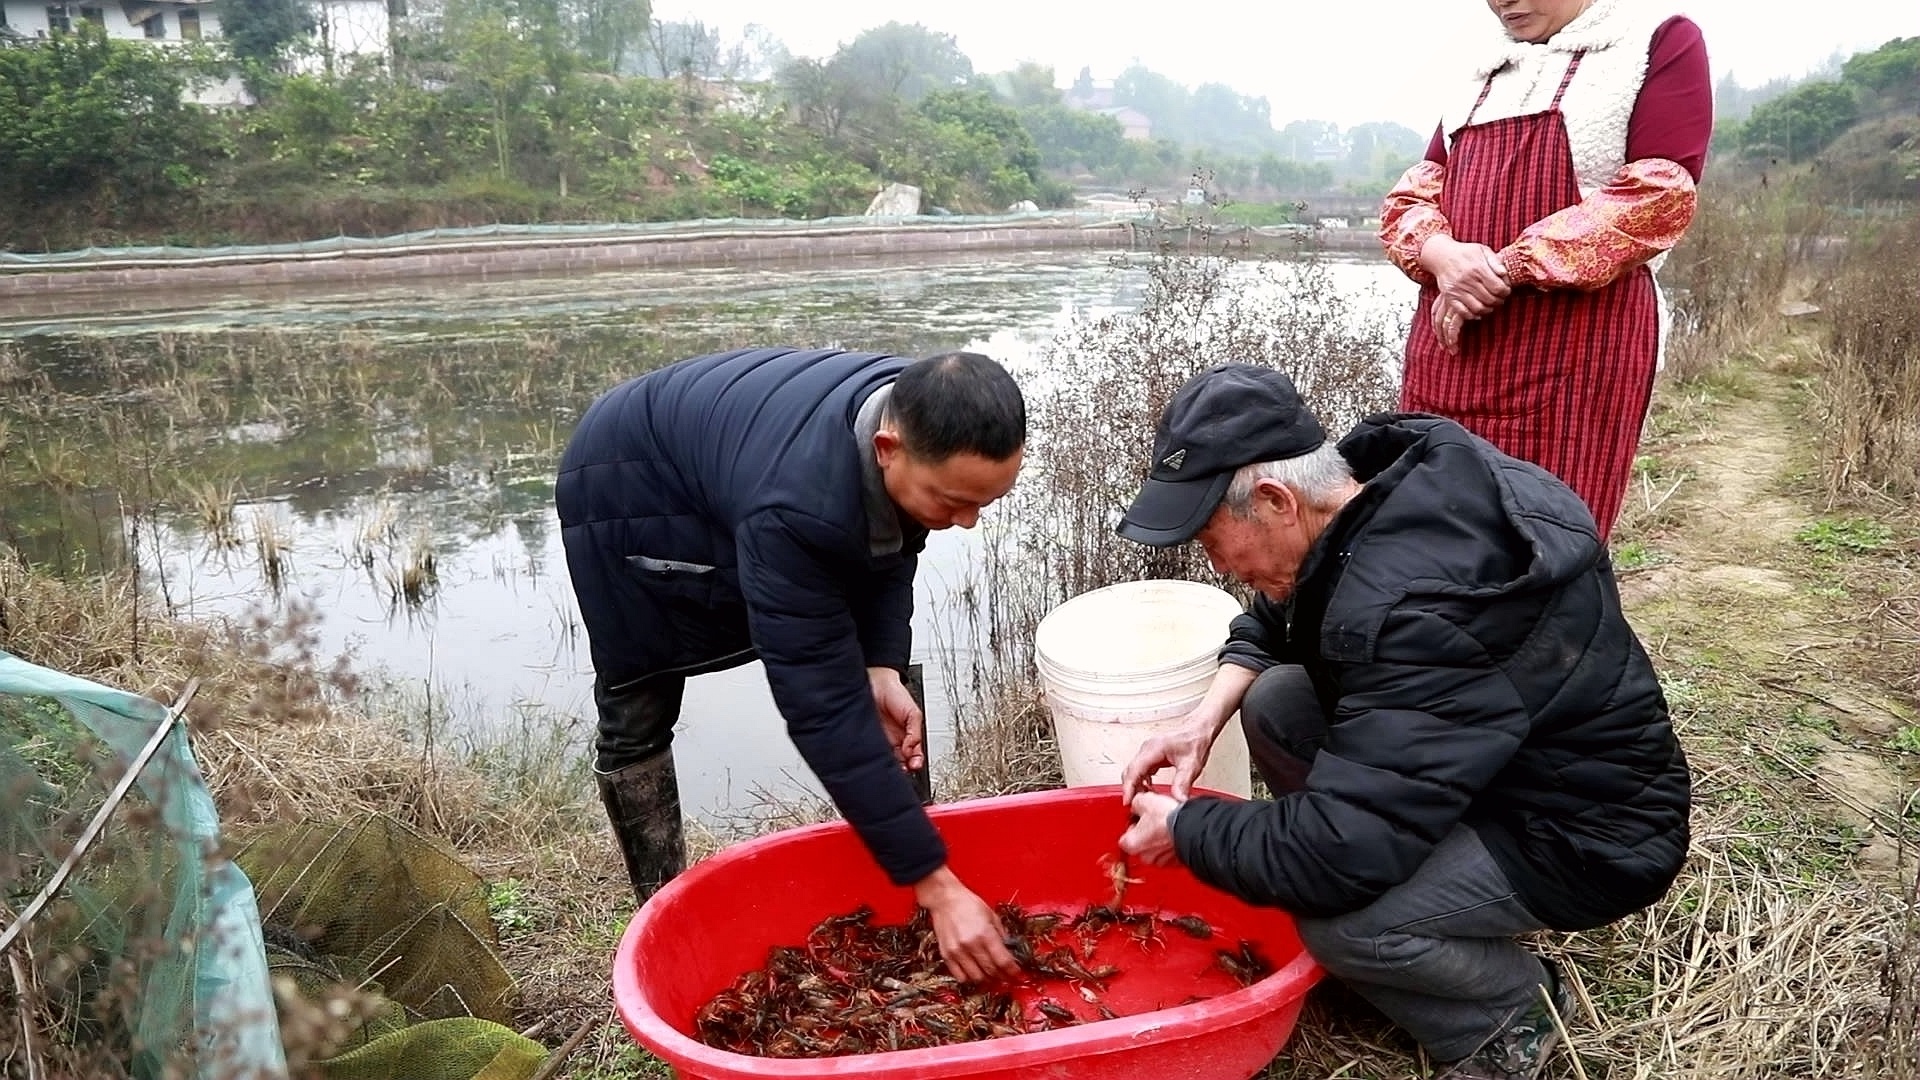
(1498, 158), (1698, 290)
(1378, 161), (1448, 286)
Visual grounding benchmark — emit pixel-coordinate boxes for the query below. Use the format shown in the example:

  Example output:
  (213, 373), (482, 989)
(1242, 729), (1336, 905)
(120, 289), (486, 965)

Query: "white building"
(0, 0), (390, 103)
(0, 0), (220, 44)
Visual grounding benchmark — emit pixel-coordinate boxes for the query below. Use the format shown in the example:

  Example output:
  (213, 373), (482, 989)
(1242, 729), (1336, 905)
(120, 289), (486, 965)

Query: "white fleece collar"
(1473, 0), (1649, 77)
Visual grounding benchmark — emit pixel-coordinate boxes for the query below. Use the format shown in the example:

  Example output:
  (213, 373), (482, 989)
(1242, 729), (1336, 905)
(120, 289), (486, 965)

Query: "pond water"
(0, 249), (1414, 823)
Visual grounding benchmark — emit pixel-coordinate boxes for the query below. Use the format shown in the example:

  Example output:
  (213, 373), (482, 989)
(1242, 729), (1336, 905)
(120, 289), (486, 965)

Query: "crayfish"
(694, 900), (1252, 1058)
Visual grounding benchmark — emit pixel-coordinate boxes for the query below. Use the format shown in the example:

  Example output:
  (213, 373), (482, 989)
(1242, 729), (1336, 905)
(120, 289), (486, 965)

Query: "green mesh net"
(0, 651), (549, 1080)
(0, 650), (285, 1079)
(237, 815), (550, 1080)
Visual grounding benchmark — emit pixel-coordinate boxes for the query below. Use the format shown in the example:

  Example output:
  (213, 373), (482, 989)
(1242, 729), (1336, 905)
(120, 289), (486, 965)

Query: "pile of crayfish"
(693, 901), (1275, 1058)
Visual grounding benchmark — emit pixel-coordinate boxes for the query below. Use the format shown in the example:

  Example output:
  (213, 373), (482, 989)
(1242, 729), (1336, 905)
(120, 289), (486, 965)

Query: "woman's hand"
(1431, 296), (1475, 355)
(1420, 235), (1511, 318)
(1422, 236), (1510, 354)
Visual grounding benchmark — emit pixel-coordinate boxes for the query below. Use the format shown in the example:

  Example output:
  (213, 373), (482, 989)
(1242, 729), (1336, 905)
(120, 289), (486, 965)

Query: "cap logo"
(1161, 448), (1187, 471)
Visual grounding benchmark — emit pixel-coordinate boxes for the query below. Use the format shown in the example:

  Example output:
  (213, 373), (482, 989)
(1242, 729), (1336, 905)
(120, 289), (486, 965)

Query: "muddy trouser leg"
(1238, 665), (1328, 795)
(593, 674), (687, 905)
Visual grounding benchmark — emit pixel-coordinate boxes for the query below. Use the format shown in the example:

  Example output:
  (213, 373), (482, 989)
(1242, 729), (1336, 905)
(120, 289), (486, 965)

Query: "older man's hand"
(1118, 791), (1183, 868)
(1121, 720), (1216, 806)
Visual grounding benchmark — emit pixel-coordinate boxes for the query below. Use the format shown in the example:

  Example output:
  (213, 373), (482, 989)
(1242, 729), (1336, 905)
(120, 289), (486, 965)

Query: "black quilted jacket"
(1175, 414), (1690, 931)
(556, 347), (939, 885)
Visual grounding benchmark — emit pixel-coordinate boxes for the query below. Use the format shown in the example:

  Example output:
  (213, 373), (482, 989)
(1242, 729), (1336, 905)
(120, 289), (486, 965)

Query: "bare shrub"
(1814, 209), (1920, 499)
(1662, 178), (1830, 380)
(1877, 854), (1920, 1080)
(943, 252), (1401, 796)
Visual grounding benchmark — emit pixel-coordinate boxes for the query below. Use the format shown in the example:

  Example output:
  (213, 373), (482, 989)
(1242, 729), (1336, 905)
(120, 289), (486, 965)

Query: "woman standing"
(1380, 0), (1712, 540)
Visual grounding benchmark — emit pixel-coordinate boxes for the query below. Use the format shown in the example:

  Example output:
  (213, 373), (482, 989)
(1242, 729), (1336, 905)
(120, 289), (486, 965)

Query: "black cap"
(1117, 364), (1326, 546)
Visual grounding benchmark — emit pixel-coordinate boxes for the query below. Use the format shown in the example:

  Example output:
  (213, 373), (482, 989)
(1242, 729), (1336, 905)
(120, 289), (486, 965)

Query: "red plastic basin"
(613, 785), (1323, 1080)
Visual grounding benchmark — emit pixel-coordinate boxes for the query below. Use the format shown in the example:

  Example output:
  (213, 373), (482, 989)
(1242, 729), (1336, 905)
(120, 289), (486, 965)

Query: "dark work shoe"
(1437, 966), (1576, 1080)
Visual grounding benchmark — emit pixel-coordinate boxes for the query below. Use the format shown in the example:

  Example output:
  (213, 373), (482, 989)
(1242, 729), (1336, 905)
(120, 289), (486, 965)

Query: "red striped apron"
(1399, 52), (1659, 540)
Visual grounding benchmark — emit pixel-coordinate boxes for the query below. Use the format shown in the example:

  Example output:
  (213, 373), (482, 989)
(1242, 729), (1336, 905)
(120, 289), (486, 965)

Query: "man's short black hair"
(889, 352), (1026, 462)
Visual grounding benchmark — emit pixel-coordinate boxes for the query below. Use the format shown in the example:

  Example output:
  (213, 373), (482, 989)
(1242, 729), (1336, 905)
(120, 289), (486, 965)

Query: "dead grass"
(1813, 210), (1920, 500)
(1565, 789), (1898, 1078)
(1659, 178), (1827, 381)
(1266, 804), (1907, 1080)
(1591, 342), (1916, 1077)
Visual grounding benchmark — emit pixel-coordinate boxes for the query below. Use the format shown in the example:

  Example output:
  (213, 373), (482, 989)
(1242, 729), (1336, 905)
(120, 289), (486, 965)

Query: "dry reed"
(1268, 802), (1906, 1079)
(1659, 178), (1829, 381)
(940, 254), (1400, 795)
(1814, 210), (1920, 500)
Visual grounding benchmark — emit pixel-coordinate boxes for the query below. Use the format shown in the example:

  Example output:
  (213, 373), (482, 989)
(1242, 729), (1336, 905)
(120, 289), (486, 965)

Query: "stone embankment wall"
(0, 218), (1384, 310)
(0, 220), (1141, 303)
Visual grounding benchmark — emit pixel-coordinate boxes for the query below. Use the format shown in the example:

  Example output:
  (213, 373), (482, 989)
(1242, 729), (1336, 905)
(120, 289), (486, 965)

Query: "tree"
(777, 56), (858, 139)
(1841, 36), (1920, 108)
(637, 18), (721, 79)
(992, 61), (1059, 109)
(1021, 104), (1125, 172)
(1255, 152), (1303, 190)
(918, 88), (1041, 182)
(1113, 65), (1185, 137)
(1109, 65), (1291, 158)
(0, 25), (218, 213)
(443, 0), (554, 179)
(834, 22), (971, 102)
(1275, 119), (1338, 163)
(1345, 121), (1427, 178)
(1739, 80), (1858, 161)
(724, 24), (789, 82)
(566, 0), (649, 73)
(220, 0), (316, 74)
(1188, 81), (1271, 154)
(773, 29), (968, 165)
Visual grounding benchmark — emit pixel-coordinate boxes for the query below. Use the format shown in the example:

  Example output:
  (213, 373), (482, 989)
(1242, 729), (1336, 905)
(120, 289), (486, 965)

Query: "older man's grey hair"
(1221, 443), (1354, 517)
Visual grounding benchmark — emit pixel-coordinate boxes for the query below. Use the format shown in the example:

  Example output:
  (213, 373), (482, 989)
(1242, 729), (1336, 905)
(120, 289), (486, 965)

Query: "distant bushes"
(1721, 35), (1918, 181)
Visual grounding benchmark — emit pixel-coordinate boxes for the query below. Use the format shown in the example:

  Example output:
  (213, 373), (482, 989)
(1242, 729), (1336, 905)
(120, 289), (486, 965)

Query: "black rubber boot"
(595, 751), (686, 905)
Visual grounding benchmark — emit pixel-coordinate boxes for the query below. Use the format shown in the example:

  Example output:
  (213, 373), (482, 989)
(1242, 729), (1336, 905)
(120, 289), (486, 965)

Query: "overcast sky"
(649, 1), (1919, 130)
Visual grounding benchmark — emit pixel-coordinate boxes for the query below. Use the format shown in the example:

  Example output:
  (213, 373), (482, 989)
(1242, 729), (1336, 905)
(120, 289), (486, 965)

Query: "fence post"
(904, 663), (934, 806)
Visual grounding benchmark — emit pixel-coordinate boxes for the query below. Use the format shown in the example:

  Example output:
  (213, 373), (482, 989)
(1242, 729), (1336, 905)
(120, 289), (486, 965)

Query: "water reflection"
(1, 250), (1414, 823)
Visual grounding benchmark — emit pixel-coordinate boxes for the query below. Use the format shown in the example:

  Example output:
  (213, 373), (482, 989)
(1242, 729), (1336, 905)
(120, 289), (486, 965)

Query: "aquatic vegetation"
(187, 478), (242, 548)
(251, 509), (290, 597)
(389, 531), (439, 609)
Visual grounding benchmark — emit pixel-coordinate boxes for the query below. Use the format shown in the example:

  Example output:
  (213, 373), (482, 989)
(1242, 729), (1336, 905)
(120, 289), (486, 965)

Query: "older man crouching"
(1114, 363), (1689, 1080)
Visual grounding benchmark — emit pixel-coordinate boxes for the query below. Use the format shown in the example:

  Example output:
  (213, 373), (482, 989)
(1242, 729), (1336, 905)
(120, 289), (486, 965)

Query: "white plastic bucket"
(1033, 579), (1252, 798)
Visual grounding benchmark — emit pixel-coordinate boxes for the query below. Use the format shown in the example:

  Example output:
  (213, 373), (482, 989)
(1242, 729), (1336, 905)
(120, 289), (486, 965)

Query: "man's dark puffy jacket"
(555, 347), (941, 885)
(1173, 415), (1690, 932)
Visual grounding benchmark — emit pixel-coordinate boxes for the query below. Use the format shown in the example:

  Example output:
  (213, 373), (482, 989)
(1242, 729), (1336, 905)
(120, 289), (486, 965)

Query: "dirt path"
(1619, 350), (1917, 878)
